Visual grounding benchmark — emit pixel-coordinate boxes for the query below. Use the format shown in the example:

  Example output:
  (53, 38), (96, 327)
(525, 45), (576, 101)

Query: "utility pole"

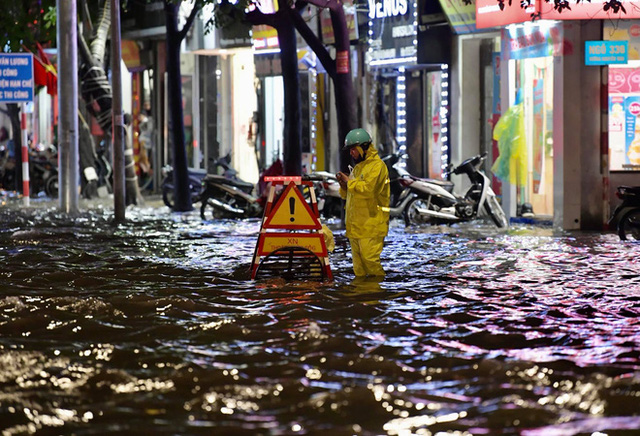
(57, 0), (79, 214)
(111, 0), (126, 222)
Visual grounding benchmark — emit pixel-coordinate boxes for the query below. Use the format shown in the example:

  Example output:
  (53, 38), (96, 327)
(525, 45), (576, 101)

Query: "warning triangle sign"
(263, 182), (322, 230)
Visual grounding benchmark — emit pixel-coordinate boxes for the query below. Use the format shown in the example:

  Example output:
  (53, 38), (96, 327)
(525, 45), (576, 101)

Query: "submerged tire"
(618, 208), (640, 241)
(484, 195), (508, 228)
(45, 176), (58, 198)
(162, 185), (174, 208)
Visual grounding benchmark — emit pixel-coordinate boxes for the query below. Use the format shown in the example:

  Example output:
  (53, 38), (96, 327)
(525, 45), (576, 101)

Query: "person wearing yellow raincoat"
(336, 128), (390, 277)
(492, 100), (528, 188)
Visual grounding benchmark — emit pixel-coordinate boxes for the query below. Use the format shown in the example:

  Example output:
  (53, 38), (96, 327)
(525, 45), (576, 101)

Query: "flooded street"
(0, 203), (639, 435)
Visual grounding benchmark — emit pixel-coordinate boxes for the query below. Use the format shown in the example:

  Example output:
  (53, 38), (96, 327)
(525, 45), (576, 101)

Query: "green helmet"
(343, 128), (372, 150)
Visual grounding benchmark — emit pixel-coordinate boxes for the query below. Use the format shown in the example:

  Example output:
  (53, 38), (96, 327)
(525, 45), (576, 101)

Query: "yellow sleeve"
(346, 160), (384, 199)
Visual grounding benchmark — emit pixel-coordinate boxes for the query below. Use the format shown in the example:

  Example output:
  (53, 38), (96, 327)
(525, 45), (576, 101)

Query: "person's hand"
(336, 171), (348, 190)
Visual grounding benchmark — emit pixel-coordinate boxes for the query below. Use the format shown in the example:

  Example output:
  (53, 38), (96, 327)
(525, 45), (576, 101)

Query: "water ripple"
(0, 207), (639, 434)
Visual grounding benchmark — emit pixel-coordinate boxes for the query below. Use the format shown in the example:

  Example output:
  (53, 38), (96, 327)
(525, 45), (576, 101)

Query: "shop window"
(608, 64), (640, 172)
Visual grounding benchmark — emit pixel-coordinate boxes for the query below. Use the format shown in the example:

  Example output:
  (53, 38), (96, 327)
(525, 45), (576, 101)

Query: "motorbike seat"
(204, 174), (255, 191)
(410, 175), (455, 193)
(620, 185), (640, 195)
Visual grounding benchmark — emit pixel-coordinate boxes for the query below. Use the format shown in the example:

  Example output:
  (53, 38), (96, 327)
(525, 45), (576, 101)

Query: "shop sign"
(121, 40), (144, 72)
(477, 0), (640, 29)
(367, 0), (417, 65)
(604, 21), (640, 62)
(538, 0), (640, 20)
(252, 25), (280, 50)
(476, 0), (533, 29)
(502, 24), (567, 60)
(585, 41), (628, 65)
(0, 53), (33, 103)
(438, 0), (477, 33)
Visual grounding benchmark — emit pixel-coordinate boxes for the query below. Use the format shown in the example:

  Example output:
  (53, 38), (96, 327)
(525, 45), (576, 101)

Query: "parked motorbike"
(381, 151), (419, 220)
(29, 144), (59, 198)
(305, 171), (343, 219)
(161, 165), (205, 209)
(400, 152), (508, 228)
(199, 157), (280, 220)
(609, 185), (640, 241)
(0, 142), (17, 191)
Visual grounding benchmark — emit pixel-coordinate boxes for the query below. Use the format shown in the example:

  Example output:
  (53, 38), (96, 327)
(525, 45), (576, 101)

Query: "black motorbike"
(609, 185), (640, 241)
(199, 156), (264, 220)
(29, 145), (59, 198)
(161, 165), (205, 209)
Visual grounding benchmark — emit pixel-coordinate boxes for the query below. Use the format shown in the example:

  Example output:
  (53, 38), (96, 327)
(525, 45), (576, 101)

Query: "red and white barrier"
(21, 106), (30, 206)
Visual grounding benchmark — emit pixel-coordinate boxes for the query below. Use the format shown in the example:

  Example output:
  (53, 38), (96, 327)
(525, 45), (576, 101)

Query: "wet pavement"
(0, 196), (639, 435)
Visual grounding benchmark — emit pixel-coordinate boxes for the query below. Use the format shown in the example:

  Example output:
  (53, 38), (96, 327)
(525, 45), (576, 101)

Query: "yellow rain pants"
(340, 145), (390, 277)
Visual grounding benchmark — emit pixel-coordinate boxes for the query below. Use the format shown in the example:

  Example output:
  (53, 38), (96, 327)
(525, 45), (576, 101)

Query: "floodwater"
(0, 203), (639, 435)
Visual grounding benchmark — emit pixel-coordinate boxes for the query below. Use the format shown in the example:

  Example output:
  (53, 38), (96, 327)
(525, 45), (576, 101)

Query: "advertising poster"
(609, 67), (640, 171)
(502, 24), (566, 60)
(532, 78), (544, 193)
(624, 96), (640, 170)
(609, 95), (626, 170)
(427, 72), (443, 179)
(604, 21), (640, 60)
(438, 0), (476, 34)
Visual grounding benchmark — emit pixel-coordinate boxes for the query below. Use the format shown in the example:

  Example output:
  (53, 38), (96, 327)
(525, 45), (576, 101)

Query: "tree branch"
(290, 8), (336, 79)
(178, 2), (201, 41)
(246, 8), (279, 27)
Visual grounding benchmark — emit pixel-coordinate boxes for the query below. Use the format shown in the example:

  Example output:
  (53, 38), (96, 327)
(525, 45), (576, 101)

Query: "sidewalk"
(0, 190), (167, 212)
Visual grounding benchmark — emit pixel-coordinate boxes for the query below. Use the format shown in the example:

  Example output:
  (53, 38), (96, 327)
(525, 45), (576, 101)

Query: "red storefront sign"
(476, 0), (535, 29)
(477, 0), (640, 29)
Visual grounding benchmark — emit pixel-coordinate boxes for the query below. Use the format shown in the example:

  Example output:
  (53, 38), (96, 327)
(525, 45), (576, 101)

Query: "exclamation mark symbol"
(289, 197), (295, 222)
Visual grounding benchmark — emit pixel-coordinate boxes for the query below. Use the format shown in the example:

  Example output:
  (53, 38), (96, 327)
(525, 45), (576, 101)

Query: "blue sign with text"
(585, 40), (628, 65)
(0, 53), (34, 103)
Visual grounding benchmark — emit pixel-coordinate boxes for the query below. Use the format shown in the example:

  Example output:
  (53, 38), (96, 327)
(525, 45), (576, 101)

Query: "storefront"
(441, 0), (502, 193)
(499, 22), (561, 218)
(604, 20), (640, 200)
(475, 0), (640, 229)
(367, 0), (452, 178)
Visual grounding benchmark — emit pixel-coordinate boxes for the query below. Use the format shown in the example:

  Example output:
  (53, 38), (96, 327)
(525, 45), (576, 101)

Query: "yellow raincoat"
(492, 102), (528, 187)
(340, 145), (390, 276)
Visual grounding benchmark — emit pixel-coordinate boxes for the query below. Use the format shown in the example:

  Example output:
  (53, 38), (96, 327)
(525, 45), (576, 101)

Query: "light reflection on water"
(0, 205), (639, 435)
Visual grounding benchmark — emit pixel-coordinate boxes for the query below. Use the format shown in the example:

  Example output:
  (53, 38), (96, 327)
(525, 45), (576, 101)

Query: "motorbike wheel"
(45, 176), (59, 198)
(162, 184), (175, 208)
(484, 195), (509, 228)
(404, 198), (434, 227)
(618, 208), (640, 241)
(162, 178), (202, 209)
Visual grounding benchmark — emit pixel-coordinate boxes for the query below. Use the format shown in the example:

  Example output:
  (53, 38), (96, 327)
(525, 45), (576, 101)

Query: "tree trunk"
(329, 6), (357, 173)
(291, 0), (357, 172)
(164, 1), (193, 211)
(278, 5), (302, 176)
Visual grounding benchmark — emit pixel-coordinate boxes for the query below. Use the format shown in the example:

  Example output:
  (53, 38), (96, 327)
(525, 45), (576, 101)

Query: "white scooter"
(399, 152), (508, 228)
